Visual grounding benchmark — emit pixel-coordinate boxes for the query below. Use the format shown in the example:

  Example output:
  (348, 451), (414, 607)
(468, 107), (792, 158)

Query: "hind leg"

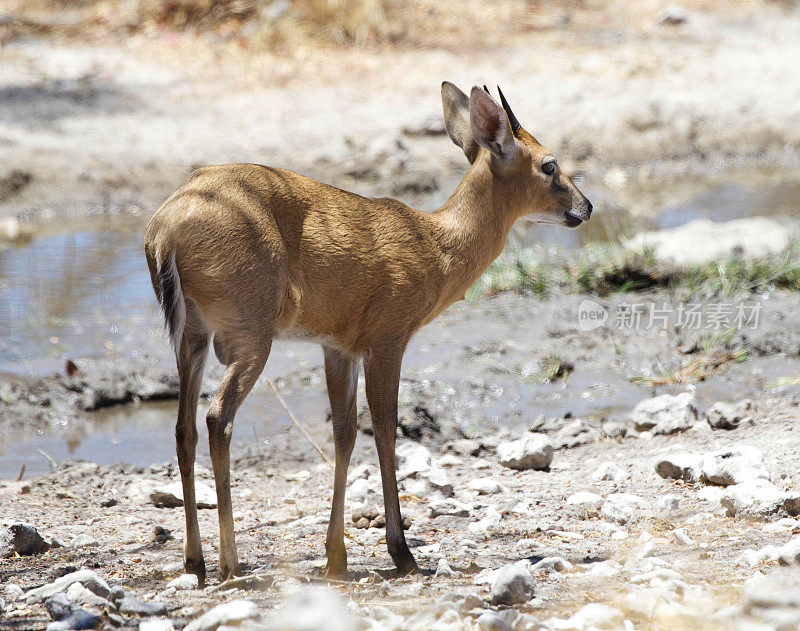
(175, 303), (211, 584)
(206, 335), (271, 579)
(323, 348), (359, 577)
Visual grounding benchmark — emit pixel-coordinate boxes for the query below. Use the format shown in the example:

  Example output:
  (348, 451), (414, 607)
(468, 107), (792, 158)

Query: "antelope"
(144, 82), (592, 584)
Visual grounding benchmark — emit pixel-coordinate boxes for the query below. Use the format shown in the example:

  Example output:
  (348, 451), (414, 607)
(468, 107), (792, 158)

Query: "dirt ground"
(2, 0), (800, 224)
(3, 1), (800, 629)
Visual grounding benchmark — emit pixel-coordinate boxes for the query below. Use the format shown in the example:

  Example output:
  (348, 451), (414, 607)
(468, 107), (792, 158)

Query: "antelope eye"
(542, 161), (556, 176)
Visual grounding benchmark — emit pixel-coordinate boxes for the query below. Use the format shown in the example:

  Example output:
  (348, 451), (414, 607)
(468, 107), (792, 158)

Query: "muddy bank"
(3, 284), (800, 479)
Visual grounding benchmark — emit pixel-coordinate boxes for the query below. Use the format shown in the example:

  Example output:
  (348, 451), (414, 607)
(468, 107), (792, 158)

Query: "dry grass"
(632, 329), (749, 386)
(2, 0), (772, 51)
(479, 352), (574, 384)
(769, 372), (800, 388)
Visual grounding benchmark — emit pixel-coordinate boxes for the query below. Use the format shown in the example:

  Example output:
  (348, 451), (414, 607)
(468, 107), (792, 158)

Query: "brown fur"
(144, 83), (592, 582)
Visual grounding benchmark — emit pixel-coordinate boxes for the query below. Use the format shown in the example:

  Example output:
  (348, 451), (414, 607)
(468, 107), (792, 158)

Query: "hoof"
(221, 564), (241, 582)
(324, 551), (348, 578)
(396, 555), (419, 576)
(324, 563), (347, 579)
(185, 558), (206, 587)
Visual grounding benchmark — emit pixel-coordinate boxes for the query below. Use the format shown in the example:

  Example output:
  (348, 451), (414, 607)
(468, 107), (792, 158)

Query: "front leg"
(363, 344), (419, 575)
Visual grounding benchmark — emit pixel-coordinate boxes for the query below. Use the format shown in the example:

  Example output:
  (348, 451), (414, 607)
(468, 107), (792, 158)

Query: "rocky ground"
(3, 386), (800, 630)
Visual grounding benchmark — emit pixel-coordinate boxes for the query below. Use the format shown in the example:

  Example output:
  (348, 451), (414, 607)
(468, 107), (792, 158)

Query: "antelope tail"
(155, 252), (186, 355)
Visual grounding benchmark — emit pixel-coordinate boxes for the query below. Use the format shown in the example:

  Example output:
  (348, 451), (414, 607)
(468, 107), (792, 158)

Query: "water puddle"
(0, 216), (154, 374)
(1, 176), (797, 478)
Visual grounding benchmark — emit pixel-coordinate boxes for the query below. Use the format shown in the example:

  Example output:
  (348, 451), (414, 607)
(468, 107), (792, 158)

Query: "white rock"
(705, 401), (747, 430)
(468, 506), (502, 534)
(467, 477), (504, 495)
(491, 564), (536, 605)
(591, 462), (630, 482)
(346, 477), (376, 502)
(735, 545), (780, 567)
(477, 612), (514, 631)
(511, 501), (533, 516)
(531, 557), (572, 573)
(403, 601), (460, 629)
(601, 493), (651, 525)
(701, 446), (769, 486)
(415, 542), (441, 556)
(546, 603), (624, 630)
(434, 558), (460, 578)
(686, 511), (715, 524)
(284, 469), (311, 482)
(184, 600), (260, 631)
(654, 452), (703, 482)
(720, 479), (788, 516)
(764, 518), (799, 532)
(566, 491), (604, 518)
(65, 582), (111, 608)
(25, 570), (111, 603)
(630, 392), (697, 435)
(672, 528), (694, 546)
(69, 534), (98, 548)
(496, 434), (554, 470)
(437, 454), (462, 467)
(396, 442), (453, 497)
(621, 587), (681, 619)
(777, 535), (800, 565)
(124, 479), (161, 505)
(624, 217), (790, 265)
(0, 217), (30, 242)
(393, 582), (424, 598)
(4, 584), (24, 601)
(656, 494), (681, 511)
(396, 442), (434, 480)
(659, 4), (689, 25)
(429, 499), (472, 518)
(556, 419), (599, 449)
(697, 486), (724, 505)
(165, 574), (198, 590)
(627, 541), (657, 564)
(742, 569), (800, 612)
(583, 560), (622, 578)
(139, 620), (176, 631)
(604, 167), (628, 188)
(629, 568), (683, 585)
(261, 588), (359, 631)
(150, 481), (217, 509)
(347, 463), (374, 484)
(420, 466), (454, 497)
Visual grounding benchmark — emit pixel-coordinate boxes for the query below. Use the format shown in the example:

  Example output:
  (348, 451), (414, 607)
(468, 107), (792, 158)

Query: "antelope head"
(441, 82), (593, 228)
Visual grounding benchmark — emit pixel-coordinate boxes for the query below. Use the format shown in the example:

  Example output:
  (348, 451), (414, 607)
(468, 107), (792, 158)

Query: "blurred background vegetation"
(3, 0), (756, 50)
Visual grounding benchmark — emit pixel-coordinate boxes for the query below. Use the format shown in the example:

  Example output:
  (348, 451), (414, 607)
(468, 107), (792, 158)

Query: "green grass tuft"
(469, 236), (800, 300)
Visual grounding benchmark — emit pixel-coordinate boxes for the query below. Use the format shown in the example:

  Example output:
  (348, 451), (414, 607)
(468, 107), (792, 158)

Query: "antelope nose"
(585, 200), (593, 218)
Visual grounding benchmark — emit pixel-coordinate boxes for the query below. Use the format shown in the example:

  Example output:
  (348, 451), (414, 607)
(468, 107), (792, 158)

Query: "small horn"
(497, 85), (521, 133)
(483, 85), (490, 94)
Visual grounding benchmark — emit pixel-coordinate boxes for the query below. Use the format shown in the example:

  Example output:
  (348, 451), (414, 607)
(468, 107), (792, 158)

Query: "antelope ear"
(469, 86), (519, 161)
(441, 81), (480, 164)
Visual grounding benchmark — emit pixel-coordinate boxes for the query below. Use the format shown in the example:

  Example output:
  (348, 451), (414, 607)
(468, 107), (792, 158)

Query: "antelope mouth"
(564, 214), (583, 228)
